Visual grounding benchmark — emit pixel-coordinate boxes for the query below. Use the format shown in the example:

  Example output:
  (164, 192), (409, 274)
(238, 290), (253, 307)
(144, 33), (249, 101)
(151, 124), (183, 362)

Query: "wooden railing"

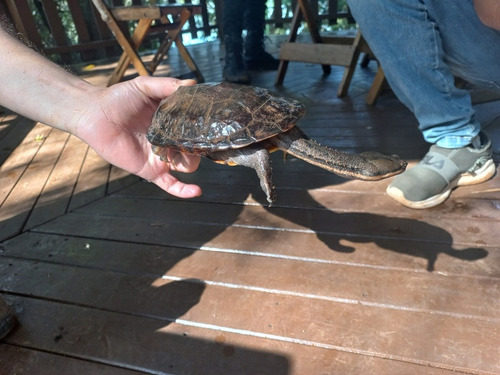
(0, 0), (350, 64)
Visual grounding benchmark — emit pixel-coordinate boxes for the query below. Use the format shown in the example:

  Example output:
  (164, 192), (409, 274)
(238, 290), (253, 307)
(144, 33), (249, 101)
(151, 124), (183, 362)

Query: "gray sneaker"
(0, 297), (15, 340)
(386, 132), (496, 209)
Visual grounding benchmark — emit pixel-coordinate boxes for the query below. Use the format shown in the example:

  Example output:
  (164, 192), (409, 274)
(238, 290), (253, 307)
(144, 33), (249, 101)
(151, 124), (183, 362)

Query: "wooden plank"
(67, 0), (91, 42)
(107, 165), (140, 195)
(2, 295), (458, 375)
(198, 0), (211, 37)
(68, 195), (500, 249)
(24, 135), (88, 230)
(3, 232), (499, 319)
(322, 35), (356, 45)
(67, 147), (110, 211)
(0, 124), (70, 241)
(110, 5), (202, 21)
(43, 39), (118, 55)
(91, 0), (117, 56)
(111, 6), (162, 21)
(114, 173), (500, 223)
(0, 121), (47, 206)
(279, 42), (355, 66)
(0, 114), (37, 166)
(66, 0), (96, 61)
(0, 345), (145, 375)
(40, 0), (72, 62)
(1, 261), (498, 374)
(328, 0), (338, 22)
(0, 110), (18, 142)
(29, 206), (499, 278)
(3, 0), (43, 47)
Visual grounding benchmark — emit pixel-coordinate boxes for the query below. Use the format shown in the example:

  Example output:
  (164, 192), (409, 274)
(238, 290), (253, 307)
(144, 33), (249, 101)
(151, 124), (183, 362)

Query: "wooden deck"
(1, 40), (500, 375)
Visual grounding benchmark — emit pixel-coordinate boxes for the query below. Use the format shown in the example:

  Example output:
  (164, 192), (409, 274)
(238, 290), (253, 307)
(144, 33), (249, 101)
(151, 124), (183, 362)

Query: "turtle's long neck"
(272, 127), (407, 180)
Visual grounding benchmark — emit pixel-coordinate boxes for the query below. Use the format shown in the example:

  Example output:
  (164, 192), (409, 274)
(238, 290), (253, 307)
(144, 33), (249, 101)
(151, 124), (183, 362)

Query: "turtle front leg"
(217, 147), (276, 205)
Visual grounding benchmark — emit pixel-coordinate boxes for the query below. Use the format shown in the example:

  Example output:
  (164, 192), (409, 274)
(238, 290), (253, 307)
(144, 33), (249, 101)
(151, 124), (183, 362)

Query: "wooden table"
(91, 1), (204, 86)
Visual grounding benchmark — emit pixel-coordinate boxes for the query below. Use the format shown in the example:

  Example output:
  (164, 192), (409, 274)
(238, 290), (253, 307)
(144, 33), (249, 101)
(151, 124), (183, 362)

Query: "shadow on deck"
(1, 40), (500, 374)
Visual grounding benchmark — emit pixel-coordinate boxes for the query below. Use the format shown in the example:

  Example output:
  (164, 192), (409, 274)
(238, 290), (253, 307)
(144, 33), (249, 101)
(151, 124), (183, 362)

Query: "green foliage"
(265, 0), (355, 35)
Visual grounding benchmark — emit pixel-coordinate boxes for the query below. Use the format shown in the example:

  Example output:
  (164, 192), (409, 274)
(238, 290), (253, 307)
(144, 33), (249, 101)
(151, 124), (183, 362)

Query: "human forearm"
(1, 23), (201, 199)
(0, 26), (98, 134)
(473, 0), (500, 29)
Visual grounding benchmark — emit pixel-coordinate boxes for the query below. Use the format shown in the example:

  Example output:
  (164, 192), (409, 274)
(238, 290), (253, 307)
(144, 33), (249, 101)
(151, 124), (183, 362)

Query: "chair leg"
(299, 0), (330, 75)
(366, 66), (386, 105)
(148, 8), (204, 82)
(275, 2), (301, 85)
(148, 12), (185, 73)
(337, 31), (363, 97)
(174, 38), (205, 82)
(91, 0), (150, 83)
(107, 18), (153, 86)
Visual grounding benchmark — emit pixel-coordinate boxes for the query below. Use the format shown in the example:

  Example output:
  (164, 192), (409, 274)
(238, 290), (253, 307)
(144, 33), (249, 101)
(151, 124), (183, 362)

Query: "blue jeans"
(348, 0), (500, 148)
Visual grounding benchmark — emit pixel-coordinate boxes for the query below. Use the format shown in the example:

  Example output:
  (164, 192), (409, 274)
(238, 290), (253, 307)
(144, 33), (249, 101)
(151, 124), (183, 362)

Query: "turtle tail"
(273, 127), (407, 180)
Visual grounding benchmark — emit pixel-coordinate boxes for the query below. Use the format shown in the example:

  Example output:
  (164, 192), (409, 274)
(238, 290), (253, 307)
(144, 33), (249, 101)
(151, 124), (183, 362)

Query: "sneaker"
(386, 132), (496, 209)
(0, 297), (16, 340)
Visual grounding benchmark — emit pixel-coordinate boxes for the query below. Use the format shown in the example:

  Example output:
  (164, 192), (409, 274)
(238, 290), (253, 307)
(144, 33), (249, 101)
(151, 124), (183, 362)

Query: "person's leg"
(425, 0), (500, 93)
(223, 0), (250, 83)
(348, 0), (498, 208)
(349, 0), (500, 146)
(243, 0), (279, 70)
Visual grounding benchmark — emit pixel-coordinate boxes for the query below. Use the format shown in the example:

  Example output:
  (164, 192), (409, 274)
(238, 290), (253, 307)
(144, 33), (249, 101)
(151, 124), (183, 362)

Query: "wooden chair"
(275, 0), (385, 105)
(91, 0), (204, 86)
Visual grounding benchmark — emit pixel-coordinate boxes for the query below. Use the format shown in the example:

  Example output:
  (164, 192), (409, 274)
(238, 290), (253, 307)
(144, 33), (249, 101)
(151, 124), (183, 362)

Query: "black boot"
(223, 36), (251, 84)
(222, 0), (250, 84)
(0, 297), (15, 340)
(243, 0), (280, 71)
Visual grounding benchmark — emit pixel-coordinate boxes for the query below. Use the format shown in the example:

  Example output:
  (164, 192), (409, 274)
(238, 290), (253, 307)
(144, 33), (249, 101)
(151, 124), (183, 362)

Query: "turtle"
(147, 82), (407, 204)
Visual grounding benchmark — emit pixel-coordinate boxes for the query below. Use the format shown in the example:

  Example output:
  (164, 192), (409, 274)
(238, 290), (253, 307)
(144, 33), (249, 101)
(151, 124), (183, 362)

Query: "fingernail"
(179, 79), (197, 86)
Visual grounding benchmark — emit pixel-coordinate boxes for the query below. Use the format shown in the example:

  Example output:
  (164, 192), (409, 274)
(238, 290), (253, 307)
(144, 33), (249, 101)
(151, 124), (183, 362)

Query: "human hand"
(75, 77), (202, 199)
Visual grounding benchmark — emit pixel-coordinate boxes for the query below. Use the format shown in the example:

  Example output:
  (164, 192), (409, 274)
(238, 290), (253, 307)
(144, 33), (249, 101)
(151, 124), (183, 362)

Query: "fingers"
(151, 146), (200, 173)
(162, 148), (201, 173)
(132, 76), (197, 101)
(153, 173), (202, 199)
(147, 147), (202, 198)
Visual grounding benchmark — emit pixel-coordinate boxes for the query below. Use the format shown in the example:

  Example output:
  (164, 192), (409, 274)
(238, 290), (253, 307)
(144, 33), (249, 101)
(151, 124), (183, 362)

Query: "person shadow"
(1, 273), (290, 374)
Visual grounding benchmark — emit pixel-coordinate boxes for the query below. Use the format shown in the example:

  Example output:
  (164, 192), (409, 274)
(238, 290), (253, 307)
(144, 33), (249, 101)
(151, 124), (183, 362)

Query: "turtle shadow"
(178, 158), (489, 273)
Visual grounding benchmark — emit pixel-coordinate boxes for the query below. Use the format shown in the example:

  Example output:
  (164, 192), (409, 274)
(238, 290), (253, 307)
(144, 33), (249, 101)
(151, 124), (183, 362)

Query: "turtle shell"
(147, 82), (306, 155)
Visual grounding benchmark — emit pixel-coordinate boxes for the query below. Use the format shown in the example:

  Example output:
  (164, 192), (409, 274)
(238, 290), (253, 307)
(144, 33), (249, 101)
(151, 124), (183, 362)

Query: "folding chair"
(275, 0), (385, 105)
(91, 0), (204, 86)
